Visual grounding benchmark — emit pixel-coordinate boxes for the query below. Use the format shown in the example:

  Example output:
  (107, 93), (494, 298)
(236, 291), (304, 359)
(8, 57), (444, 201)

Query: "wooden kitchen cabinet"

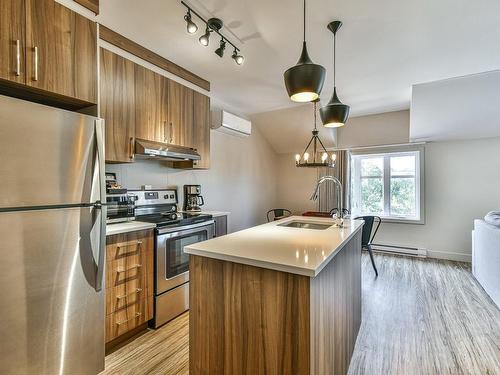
(191, 91), (211, 169)
(168, 79), (194, 148)
(105, 229), (154, 344)
(0, 0), (97, 106)
(135, 65), (168, 143)
(26, 0), (97, 103)
(100, 48), (136, 163)
(0, 0), (26, 84)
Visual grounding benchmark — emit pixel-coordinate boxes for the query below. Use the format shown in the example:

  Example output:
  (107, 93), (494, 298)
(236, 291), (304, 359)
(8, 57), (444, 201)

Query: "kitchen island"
(185, 216), (364, 375)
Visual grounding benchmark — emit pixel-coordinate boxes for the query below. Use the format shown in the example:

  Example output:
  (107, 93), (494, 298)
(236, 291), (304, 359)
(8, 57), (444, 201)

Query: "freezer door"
(0, 206), (105, 375)
(0, 95), (103, 208)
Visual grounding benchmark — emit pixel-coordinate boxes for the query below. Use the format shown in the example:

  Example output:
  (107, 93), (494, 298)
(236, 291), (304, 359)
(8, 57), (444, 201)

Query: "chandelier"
(295, 101), (337, 168)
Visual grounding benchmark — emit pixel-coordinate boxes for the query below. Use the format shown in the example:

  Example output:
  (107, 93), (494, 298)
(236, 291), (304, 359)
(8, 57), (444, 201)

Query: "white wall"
(337, 110), (410, 148)
(377, 137), (500, 262)
(272, 109), (500, 262)
(107, 126), (278, 233)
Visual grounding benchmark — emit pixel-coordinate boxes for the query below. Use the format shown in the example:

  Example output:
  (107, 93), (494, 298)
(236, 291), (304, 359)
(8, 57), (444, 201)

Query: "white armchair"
(472, 219), (500, 308)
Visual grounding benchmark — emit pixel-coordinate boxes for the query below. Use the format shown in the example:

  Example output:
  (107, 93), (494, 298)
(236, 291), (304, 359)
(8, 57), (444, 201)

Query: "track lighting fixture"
(215, 39), (226, 57)
(181, 1), (244, 66)
(184, 9), (198, 34)
(232, 49), (244, 65)
(199, 26), (210, 46)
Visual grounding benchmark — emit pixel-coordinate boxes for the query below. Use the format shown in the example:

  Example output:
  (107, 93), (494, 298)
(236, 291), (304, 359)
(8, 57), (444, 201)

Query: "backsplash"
(106, 129), (279, 232)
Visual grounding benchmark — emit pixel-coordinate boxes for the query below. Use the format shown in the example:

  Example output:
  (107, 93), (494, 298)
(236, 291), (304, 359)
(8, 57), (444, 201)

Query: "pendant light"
(320, 21), (350, 127)
(284, 0), (326, 103)
(295, 101), (337, 168)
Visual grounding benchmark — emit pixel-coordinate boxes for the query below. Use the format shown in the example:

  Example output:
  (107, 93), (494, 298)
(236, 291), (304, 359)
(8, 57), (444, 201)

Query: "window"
(350, 149), (423, 223)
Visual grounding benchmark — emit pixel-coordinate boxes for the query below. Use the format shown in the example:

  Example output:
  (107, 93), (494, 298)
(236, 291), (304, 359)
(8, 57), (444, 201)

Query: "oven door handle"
(156, 220), (215, 235)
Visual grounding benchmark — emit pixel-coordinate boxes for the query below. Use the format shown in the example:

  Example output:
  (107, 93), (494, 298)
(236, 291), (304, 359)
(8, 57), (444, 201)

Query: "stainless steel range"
(131, 189), (215, 328)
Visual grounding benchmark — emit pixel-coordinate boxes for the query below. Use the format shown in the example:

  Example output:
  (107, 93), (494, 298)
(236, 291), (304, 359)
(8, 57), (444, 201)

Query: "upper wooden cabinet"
(101, 49), (211, 168)
(135, 65), (168, 143)
(168, 79), (194, 148)
(0, 0), (97, 105)
(26, 0), (97, 103)
(192, 91), (211, 169)
(0, 0), (26, 84)
(100, 49), (135, 163)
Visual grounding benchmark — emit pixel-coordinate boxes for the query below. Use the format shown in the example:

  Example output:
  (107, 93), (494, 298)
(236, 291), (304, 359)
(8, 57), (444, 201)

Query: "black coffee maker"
(183, 185), (204, 212)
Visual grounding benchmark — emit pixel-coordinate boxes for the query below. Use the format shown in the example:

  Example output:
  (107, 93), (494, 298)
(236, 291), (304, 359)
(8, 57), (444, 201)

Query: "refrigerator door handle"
(95, 119), (106, 292)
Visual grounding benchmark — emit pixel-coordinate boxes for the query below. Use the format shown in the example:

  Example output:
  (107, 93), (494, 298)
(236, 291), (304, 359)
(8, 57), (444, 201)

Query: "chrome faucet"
(310, 175), (344, 227)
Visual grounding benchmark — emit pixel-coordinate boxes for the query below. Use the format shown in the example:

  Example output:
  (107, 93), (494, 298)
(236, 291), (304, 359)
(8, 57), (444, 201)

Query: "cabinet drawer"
(106, 273), (153, 315)
(105, 295), (153, 342)
(106, 236), (144, 261)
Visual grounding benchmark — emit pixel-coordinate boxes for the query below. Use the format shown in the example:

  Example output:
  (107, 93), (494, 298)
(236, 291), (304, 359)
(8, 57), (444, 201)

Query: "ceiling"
(97, 0), (500, 117)
(410, 70), (500, 142)
(251, 103), (337, 154)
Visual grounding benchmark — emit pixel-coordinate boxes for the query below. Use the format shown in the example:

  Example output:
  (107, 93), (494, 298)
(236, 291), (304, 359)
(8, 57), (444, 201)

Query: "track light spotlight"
(182, 2), (243, 66)
(215, 39), (226, 57)
(184, 10), (198, 34)
(199, 26), (210, 46)
(232, 49), (244, 65)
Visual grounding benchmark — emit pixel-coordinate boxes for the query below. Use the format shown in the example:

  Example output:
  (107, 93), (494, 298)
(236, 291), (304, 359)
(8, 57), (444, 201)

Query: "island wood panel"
(25, 0), (97, 103)
(100, 48), (135, 163)
(135, 64), (168, 143)
(310, 230), (362, 375)
(168, 79), (194, 148)
(74, 0), (99, 14)
(189, 255), (311, 375)
(99, 25), (210, 91)
(0, 0), (25, 84)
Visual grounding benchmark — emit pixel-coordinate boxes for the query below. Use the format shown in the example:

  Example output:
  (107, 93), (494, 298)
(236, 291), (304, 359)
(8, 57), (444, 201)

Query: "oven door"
(156, 220), (215, 294)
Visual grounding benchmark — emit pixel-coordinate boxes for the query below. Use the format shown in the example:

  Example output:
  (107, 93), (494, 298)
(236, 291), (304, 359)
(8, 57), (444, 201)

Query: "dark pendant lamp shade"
(320, 20), (350, 127)
(284, 42), (326, 102)
(320, 87), (349, 127)
(283, 0), (326, 103)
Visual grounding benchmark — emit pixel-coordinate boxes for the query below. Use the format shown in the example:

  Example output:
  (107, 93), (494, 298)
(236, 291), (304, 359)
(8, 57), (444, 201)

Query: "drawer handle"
(116, 240), (142, 256)
(116, 312), (141, 326)
(116, 288), (143, 300)
(116, 264), (142, 273)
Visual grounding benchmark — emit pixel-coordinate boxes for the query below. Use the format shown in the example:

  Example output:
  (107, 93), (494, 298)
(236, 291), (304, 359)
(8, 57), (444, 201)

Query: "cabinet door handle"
(33, 46), (38, 81)
(163, 121), (168, 143)
(15, 40), (21, 76)
(169, 122), (173, 143)
(116, 240), (142, 256)
(129, 137), (135, 159)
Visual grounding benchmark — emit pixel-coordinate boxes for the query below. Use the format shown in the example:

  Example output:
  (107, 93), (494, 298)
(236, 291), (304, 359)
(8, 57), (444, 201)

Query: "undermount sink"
(278, 221), (332, 230)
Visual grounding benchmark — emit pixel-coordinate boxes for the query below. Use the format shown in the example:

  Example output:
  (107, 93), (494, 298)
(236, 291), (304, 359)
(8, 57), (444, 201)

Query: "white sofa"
(472, 219), (500, 308)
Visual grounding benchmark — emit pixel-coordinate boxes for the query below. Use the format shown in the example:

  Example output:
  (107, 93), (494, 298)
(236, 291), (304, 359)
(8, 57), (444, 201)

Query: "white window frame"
(350, 145), (425, 224)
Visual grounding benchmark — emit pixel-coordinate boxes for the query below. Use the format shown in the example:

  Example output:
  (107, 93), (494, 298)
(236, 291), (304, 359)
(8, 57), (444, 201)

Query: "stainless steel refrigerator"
(0, 95), (106, 374)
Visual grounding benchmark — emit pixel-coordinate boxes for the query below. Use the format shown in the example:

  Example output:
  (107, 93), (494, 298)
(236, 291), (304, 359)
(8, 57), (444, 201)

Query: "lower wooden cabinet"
(105, 229), (154, 343)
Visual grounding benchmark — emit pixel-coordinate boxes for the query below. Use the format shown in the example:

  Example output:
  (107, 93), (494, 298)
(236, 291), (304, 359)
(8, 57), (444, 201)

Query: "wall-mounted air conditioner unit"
(211, 109), (251, 137)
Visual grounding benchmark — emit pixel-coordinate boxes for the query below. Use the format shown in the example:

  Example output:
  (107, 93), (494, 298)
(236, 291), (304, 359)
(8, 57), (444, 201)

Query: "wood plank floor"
(102, 253), (500, 375)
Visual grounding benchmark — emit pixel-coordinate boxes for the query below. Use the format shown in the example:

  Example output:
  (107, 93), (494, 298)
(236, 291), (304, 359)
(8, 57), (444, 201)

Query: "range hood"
(135, 138), (200, 161)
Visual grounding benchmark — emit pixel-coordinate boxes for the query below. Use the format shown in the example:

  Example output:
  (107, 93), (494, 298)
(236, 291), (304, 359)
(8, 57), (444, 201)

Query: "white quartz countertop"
(184, 216), (364, 277)
(179, 210), (230, 217)
(106, 221), (156, 236)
